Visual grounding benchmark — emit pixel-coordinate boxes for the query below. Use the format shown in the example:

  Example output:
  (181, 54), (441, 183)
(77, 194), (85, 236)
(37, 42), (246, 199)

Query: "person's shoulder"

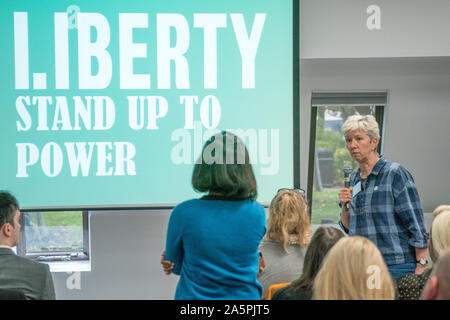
(244, 200), (266, 218)
(10, 254), (50, 274)
(259, 239), (280, 251)
(172, 198), (202, 212)
(271, 284), (310, 300)
(218, 199), (265, 215)
(271, 285), (289, 300)
(234, 201), (265, 228)
(169, 199), (203, 220)
(388, 163), (418, 185)
(242, 200), (265, 210)
(380, 160), (416, 181)
(382, 159), (411, 175)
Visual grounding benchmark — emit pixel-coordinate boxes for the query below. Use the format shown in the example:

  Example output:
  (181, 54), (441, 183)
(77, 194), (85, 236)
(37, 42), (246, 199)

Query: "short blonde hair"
(313, 236), (395, 300)
(266, 190), (312, 252)
(431, 211), (450, 259)
(433, 205), (450, 218)
(342, 115), (380, 141)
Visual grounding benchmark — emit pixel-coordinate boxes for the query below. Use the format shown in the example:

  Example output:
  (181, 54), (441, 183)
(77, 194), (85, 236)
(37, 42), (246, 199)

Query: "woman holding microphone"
(338, 115), (428, 280)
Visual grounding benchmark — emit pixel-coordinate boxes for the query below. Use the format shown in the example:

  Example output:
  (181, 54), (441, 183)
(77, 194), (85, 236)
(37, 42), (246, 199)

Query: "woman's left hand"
(161, 251), (174, 275)
(414, 264), (426, 275)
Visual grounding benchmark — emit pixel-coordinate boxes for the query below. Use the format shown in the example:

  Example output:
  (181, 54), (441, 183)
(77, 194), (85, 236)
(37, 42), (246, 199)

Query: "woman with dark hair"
(161, 131), (266, 299)
(271, 226), (344, 300)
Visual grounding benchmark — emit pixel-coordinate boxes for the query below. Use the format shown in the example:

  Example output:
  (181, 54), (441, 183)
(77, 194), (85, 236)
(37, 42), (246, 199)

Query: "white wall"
(51, 210), (178, 299)
(301, 0), (450, 58)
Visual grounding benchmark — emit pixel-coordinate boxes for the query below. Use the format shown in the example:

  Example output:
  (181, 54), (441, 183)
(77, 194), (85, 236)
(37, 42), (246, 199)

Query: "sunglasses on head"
(277, 188), (306, 196)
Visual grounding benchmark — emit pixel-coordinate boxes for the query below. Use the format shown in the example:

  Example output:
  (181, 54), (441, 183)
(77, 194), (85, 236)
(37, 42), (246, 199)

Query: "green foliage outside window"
(311, 106), (376, 224)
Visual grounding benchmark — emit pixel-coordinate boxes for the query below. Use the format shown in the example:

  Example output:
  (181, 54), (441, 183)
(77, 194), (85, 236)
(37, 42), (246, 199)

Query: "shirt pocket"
(350, 193), (369, 230)
(351, 191), (366, 216)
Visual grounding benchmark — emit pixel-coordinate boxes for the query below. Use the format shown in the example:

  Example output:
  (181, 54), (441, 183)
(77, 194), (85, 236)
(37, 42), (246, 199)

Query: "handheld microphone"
(342, 164), (353, 210)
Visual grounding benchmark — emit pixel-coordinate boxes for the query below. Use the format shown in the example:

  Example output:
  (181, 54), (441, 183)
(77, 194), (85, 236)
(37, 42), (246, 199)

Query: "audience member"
(397, 209), (450, 299)
(432, 204), (450, 218)
(161, 131), (266, 299)
(420, 248), (450, 300)
(0, 191), (56, 300)
(271, 226), (344, 300)
(258, 189), (312, 298)
(0, 288), (26, 300)
(314, 236), (395, 300)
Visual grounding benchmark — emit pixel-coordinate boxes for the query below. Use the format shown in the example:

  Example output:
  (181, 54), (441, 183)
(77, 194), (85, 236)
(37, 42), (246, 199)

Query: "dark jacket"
(0, 247), (55, 300)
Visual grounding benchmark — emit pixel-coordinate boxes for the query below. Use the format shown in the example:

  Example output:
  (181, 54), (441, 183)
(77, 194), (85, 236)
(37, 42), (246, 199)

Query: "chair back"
(265, 282), (291, 300)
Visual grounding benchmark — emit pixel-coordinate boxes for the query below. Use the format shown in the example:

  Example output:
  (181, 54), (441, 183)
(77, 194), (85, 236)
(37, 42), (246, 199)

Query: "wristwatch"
(416, 258), (428, 266)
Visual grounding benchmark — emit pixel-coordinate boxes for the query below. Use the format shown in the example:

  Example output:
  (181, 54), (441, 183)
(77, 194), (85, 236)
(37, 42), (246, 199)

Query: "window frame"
(306, 101), (385, 219)
(17, 210), (90, 262)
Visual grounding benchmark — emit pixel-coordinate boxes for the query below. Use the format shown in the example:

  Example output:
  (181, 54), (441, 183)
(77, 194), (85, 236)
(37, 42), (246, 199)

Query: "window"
(307, 92), (386, 225)
(18, 211), (90, 262)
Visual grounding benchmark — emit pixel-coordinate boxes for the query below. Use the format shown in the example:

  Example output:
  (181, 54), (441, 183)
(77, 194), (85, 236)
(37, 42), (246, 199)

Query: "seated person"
(271, 226), (344, 300)
(0, 288), (26, 300)
(397, 209), (450, 299)
(0, 191), (55, 300)
(420, 248), (450, 300)
(258, 189), (312, 298)
(313, 236), (395, 300)
(432, 204), (450, 218)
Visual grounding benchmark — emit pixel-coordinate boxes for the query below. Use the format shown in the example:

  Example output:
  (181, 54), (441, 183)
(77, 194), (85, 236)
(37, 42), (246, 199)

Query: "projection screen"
(0, 0), (299, 210)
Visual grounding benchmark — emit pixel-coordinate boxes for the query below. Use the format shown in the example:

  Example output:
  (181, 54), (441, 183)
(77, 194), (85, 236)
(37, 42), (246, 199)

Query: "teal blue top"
(165, 198), (266, 300)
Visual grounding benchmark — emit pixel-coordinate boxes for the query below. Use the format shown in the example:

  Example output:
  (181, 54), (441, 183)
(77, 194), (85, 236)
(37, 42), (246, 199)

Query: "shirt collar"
(355, 155), (387, 179)
(0, 246), (15, 255)
(370, 155), (387, 176)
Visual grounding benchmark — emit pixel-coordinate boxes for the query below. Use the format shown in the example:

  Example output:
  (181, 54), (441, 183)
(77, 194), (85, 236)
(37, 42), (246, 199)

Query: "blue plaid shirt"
(339, 156), (428, 266)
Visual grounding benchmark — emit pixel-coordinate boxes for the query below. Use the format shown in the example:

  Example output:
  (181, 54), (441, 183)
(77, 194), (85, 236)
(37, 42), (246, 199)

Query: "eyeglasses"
(277, 188), (306, 197)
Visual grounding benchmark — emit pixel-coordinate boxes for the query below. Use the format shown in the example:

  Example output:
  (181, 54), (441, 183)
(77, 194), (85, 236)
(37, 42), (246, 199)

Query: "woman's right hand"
(339, 187), (353, 210)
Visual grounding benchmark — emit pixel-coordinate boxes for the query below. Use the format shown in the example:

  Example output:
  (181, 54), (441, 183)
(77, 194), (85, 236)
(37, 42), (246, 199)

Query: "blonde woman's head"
(433, 205), (450, 218)
(430, 210), (450, 262)
(266, 189), (312, 252)
(313, 236), (395, 300)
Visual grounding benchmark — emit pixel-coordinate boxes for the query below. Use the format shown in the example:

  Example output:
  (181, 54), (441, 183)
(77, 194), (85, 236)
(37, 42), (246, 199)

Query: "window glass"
(310, 105), (377, 224)
(23, 211), (84, 253)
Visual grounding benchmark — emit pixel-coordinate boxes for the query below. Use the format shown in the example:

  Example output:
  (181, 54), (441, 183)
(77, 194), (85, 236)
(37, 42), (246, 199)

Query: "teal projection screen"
(0, 0), (299, 210)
